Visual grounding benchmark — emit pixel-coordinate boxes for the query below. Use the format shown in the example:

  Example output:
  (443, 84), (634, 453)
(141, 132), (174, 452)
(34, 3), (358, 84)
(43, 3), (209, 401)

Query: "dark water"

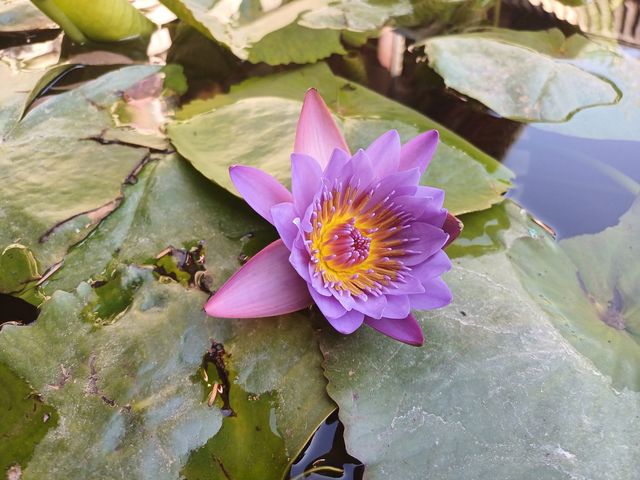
(287, 410), (364, 480)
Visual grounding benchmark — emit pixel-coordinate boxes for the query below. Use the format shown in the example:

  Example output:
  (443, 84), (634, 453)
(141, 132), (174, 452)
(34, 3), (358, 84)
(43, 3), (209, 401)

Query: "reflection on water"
(503, 126), (640, 238)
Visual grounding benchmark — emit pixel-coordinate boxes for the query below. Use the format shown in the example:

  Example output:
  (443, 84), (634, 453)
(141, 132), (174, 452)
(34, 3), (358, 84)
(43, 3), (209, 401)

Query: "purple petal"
(291, 153), (322, 215)
(410, 277), (452, 310)
(345, 149), (375, 188)
(310, 288), (347, 318)
(229, 165), (292, 224)
(290, 239), (312, 282)
(382, 294), (411, 319)
(402, 222), (449, 266)
(399, 130), (439, 175)
(205, 239), (312, 318)
(294, 89), (350, 169)
(415, 185), (445, 207)
(388, 273), (425, 295)
(365, 313), (424, 346)
(271, 202), (298, 250)
(443, 213), (463, 248)
(366, 167), (421, 209)
(411, 250), (452, 282)
(351, 293), (387, 319)
(366, 130), (401, 178)
(323, 148), (350, 180)
(325, 309), (365, 334)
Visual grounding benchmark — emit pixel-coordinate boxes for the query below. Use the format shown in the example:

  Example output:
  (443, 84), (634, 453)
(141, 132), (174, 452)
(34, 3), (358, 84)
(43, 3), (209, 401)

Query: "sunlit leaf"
(168, 63), (512, 216)
(419, 28), (619, 122)
(320, 200), (640, 479)
(31, 0), (154, 43)
(159, 0), (410, 65)
(0, 65), (159, 270)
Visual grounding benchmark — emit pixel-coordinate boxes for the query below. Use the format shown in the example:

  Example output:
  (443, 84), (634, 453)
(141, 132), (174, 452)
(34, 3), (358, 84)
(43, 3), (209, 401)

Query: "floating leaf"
(320, 201), (640, 479)
(0, 363), (58, 473)
(159, 0), (410, 65)
(510, 196), (640, 391)
(1, 269), (333, 478)
(533, 37), (640, 141)
(420, 29), (619, 122)
(0, 65), (162, 269)
(168, 63), (512, 216)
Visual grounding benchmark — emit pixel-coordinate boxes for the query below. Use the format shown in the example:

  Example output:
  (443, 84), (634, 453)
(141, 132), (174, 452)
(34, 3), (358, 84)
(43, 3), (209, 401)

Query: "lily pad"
(0, 65), (161, 270)
(510, 196), (640, 391)
(159, 0), (411, 65)
(420, 29), (619, 122)
(168, 63), (512, 216)
(0, 363), (58, 474)
(0, 269), (333, 478)
(320, 201), (640, 479)
(534, 39), (640, 141)
(3, 152), (335, 477)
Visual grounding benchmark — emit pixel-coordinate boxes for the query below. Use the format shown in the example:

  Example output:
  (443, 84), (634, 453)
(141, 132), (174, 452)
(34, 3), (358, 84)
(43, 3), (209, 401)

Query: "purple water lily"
(205, 90), (462, 346)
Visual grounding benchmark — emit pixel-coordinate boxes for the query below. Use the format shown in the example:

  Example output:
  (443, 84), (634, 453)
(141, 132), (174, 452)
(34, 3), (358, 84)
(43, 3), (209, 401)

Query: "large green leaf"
(0, 278), (331, 479)
(41, 155), (265, 294)
(0, 65), (164, 270)
(533, 37), (640, 141)
(510, 196), (640, 391)
(158, 0), (411, 65)
(30, 0), (154, 43)
(419, 29), (619, 122)
(1, 155), (334, 478)
(320, 201), (640, 479)
(168, 63), (512, 216)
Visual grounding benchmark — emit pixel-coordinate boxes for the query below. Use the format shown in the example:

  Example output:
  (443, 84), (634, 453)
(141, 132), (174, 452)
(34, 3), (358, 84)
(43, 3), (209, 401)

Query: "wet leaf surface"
(320, 201), (640, 479)
(0, 65), (160, 270)
(420, 29), (619, 122)
(168, 63), (512, 216)
(510, 196), (640, 391)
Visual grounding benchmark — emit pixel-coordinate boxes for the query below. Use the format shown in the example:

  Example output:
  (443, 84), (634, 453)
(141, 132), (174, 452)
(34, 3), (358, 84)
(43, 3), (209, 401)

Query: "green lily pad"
(1, 268), (333, 478)
(419, 29), (619, 122)
(510, 196), (640, 391)
(0, 65), (162, 270)
(158, 0), (411, 65)
(168, 63), (512, 216)
(0, 244), (40, 294)
(41, 155), (265, 294)
(319, 201), (640, 479)
(534, 38), (640, 141)
(0, 363), (58, 474)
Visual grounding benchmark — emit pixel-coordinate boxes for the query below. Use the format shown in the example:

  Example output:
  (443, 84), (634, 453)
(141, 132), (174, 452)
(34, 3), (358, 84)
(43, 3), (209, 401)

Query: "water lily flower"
(205, 90), (462, 346)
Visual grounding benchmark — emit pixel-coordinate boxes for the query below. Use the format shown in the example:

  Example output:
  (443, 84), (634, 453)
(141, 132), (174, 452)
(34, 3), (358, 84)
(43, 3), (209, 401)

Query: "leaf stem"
(31, 0), (89, 44)
(289, 466), (345, 480)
